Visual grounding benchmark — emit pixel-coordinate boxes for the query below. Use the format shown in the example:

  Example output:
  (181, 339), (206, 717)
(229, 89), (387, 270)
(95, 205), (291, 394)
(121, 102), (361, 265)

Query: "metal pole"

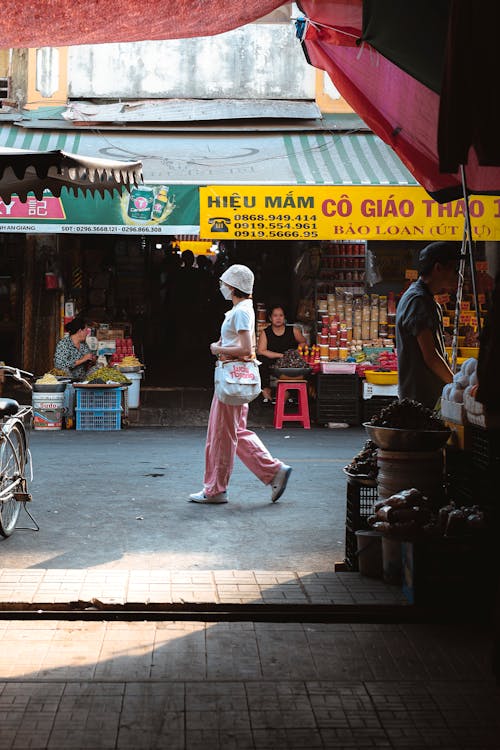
(460, 164), (482, 337)
(451, 227), (467, 374)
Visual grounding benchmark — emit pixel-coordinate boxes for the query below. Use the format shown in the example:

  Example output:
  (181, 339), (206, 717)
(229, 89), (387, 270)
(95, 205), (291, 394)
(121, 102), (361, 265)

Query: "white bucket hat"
(219, 264), (254, 294)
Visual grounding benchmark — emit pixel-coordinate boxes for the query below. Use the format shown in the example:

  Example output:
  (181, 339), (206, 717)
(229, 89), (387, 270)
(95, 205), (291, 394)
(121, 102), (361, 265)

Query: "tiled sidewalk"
(0, 620), (497, 749)
(0, 569), (406, 607)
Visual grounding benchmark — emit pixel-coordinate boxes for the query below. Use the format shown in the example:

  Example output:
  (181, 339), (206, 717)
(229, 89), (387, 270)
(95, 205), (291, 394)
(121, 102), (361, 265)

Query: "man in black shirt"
(396, 241), (461, 409)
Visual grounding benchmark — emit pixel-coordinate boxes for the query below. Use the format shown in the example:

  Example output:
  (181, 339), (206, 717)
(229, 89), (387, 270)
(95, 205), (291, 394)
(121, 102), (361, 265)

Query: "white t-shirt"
(220, 299), (255, 352)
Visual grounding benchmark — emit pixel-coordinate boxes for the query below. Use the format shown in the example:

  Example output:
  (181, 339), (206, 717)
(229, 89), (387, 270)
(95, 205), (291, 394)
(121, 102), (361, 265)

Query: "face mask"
(220, 283), (233, 300)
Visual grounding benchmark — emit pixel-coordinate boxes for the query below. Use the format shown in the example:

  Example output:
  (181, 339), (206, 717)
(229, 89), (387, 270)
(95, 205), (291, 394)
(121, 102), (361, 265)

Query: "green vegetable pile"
(86, 367), (132, 385)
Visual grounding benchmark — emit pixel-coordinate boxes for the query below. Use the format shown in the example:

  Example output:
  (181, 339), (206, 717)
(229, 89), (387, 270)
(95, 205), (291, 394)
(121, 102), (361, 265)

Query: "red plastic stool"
(273, 380), (310, 429)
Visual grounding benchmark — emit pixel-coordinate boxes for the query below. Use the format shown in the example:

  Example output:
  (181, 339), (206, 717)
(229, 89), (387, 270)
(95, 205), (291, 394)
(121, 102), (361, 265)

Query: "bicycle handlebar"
(0, 365), (34, 391)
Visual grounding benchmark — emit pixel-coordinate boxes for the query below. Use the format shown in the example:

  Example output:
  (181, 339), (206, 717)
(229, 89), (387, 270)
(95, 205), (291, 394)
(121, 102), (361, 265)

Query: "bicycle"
(0, 365), (38, 537)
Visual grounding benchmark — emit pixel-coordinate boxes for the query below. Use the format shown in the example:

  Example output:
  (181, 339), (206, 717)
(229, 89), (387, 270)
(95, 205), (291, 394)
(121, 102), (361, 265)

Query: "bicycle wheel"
(0, 423), (25, 537)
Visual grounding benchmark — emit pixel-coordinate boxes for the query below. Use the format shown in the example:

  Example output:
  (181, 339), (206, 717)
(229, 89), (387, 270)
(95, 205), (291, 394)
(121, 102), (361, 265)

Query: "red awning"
(297, 0), (500, 202)
(0, 0), (284, 47)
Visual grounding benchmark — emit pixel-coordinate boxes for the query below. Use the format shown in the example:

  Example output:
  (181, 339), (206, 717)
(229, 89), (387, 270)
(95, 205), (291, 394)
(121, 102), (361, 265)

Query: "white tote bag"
(214, 360), (261, 406)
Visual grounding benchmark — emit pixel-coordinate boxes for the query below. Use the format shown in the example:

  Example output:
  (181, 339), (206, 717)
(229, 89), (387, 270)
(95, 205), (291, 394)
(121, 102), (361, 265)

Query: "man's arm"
(416, 328), (454, 384)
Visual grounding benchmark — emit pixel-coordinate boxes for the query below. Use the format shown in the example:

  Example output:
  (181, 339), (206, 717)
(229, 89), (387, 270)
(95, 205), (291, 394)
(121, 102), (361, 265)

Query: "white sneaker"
(270, 464), (292, 503)
(189, 490), (228, 504)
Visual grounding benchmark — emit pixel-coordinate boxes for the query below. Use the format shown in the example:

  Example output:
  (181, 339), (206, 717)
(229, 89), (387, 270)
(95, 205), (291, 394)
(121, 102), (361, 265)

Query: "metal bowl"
(362, 422), (450, 452)
(272, 366), (311, 378)
(33, 382), (67, 393)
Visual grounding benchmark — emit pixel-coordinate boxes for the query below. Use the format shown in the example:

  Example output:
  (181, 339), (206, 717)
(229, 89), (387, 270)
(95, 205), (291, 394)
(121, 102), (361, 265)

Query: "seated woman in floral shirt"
(54, 317), (96, 380)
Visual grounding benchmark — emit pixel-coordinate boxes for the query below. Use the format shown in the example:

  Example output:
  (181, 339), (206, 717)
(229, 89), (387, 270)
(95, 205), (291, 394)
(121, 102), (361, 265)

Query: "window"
(0, 77), (10, 100)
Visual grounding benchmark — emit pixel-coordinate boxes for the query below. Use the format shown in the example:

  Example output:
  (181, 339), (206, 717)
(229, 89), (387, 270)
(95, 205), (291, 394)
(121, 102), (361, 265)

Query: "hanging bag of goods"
(214, 360), (261, 406)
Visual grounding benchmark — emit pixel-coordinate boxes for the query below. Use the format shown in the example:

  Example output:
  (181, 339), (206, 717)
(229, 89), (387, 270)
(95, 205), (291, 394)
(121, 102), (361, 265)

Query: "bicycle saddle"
(0, 398), (19, 417)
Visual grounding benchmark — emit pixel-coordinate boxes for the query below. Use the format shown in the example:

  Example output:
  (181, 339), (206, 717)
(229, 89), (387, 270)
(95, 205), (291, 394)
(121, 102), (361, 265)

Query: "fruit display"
(368, 487), (432, 538)
(437, 501), (485, 536)
(109, 337), (136, 366)
(344, 440), (378, 478)
(369, 398), (447, 431)
(274, 349), (308, 369)
(86, 367), (132, 385)
(442, 357), (477, 405)
(367, 489), (486, 540)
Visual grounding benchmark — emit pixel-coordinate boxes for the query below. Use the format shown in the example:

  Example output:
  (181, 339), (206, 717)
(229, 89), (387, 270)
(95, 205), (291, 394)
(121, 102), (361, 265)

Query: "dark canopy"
(0, 148), (143, 202)
(297, 0), (500, 201)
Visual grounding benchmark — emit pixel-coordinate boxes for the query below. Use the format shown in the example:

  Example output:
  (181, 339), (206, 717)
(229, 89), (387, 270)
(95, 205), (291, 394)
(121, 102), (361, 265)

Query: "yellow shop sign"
(199, 186), (500, 241)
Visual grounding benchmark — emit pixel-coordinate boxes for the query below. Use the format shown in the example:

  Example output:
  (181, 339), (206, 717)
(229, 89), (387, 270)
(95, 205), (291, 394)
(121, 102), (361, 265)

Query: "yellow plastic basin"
(364, 370), (398, 385)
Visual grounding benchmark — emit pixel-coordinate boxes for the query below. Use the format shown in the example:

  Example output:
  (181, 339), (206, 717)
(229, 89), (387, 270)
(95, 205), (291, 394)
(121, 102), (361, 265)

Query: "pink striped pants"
(203, 393), (281, 497)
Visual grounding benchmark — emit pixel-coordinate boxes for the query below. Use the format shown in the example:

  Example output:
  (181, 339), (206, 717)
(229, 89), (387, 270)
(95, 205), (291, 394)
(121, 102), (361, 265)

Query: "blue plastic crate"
(76, 408), (122, 431)
(76, 387), (121, 411)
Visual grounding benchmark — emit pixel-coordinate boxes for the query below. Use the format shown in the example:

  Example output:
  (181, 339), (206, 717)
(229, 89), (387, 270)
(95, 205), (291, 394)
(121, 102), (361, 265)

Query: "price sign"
(442, 316), (450, 327)
(459, 312), (476, 324)
(405, 269), (418, 280)
(435, 294), (450, 304)
(461, 301), (470, 311)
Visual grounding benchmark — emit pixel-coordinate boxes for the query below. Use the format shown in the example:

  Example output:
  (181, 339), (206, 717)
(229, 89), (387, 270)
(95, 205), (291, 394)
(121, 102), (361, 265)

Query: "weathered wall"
(0, 50), (10, 77)
(68, 25), (315, 100)
(10, 48), (28, 107)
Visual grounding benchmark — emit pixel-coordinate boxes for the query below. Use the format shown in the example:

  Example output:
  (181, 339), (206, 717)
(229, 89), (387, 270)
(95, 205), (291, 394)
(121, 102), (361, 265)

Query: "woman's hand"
(77, 353), (96, 366)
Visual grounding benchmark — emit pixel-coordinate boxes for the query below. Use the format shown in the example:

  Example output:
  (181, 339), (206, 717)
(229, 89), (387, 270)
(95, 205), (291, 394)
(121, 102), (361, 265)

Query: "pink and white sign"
(0, 196), (66, 219)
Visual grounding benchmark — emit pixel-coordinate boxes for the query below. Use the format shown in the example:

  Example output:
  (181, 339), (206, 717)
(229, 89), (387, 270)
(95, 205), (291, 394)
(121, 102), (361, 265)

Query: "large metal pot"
(363, 422), (450, 452)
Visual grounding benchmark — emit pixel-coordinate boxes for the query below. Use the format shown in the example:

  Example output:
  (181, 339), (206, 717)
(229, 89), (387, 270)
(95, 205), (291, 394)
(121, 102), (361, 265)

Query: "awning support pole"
(460, 164), (482, 337)
(451, 227), (467, 374)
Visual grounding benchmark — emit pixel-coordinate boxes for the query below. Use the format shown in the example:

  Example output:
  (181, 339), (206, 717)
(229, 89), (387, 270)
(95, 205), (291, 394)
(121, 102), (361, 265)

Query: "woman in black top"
(257, 305), (306, 402)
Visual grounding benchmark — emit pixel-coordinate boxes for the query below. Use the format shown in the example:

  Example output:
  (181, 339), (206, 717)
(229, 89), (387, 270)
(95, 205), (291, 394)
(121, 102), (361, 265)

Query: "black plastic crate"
(345, 475), (378, 570)
(316, 398), (360, 425)
(445, 446), (472, 495)
(345, 529), (359, 572)
(317, 374), (360, 400)
(469, 426), (500, 472)
(446, 474), (496, 510)
(362, 396), (397, 422)
(445, 446), (496, 509)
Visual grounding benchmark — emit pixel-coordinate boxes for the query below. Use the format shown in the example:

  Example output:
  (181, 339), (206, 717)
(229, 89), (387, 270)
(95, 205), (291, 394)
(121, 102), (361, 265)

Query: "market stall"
(291, 235), (490, 427)
(341, 374), (499, 609)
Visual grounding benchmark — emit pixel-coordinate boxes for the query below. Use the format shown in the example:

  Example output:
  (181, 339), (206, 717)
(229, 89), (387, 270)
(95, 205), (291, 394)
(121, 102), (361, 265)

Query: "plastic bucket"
(127, 372), (142, 409)
(355, 529), (383, 578)
(377, 449), (445, 503)
(32, 391), (65, 431)
(382, 537), (403, 585)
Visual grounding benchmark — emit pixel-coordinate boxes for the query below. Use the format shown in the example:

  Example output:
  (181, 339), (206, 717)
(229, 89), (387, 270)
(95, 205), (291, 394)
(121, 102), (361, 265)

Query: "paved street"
(3, 426), (367, 571)
(3, 424), (498, 750)
(0, 619), (498, 749)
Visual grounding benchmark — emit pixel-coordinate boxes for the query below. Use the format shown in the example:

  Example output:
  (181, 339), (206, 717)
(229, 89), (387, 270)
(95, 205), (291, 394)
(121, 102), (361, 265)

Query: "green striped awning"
(283, 133), (419, 186)
(0, 124), (418, 187)
(0, 125), (81, 154)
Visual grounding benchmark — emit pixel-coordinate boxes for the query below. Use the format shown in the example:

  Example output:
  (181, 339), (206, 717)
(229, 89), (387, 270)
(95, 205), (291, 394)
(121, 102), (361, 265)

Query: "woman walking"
(189, 264), (292, 505)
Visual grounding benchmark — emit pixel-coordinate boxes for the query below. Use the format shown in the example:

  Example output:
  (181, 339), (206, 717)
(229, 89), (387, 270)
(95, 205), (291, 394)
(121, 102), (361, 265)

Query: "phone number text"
(232, 214), (318, 238)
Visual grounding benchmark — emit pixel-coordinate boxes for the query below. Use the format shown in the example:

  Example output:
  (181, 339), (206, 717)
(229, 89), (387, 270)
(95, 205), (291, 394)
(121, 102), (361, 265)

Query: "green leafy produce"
(86, 367), (132, 385)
